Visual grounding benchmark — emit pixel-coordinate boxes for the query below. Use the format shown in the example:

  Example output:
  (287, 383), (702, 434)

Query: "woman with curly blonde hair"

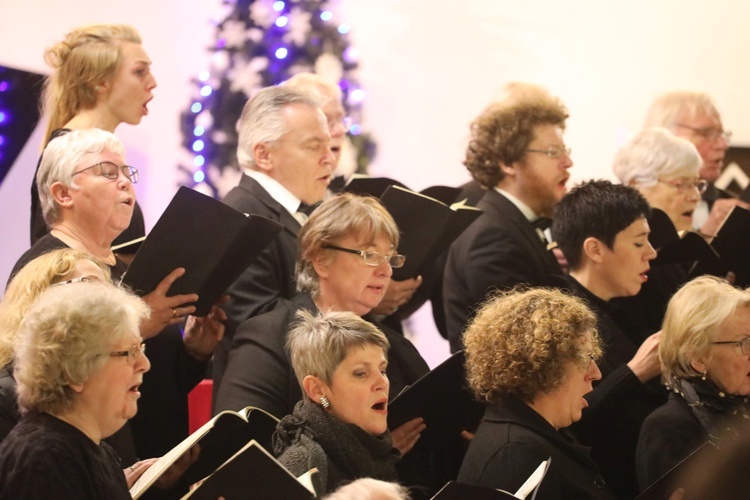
(458, 288), (617, 499)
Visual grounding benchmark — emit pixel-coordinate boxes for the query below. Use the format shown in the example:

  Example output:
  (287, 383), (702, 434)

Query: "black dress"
(0, 412), (130, 499)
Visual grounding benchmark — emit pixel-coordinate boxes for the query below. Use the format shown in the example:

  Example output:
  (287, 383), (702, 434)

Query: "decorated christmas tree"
(178, 0), (374, 197)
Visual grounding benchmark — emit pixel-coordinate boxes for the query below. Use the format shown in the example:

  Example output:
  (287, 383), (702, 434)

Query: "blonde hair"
(287, 310), (389, 399)
(464, 287), (601, 403)
(41, 24), (141, 143)
(660, 276), (750, 386)
(0, 249), (111, 367)
(296, 193), (399, 294)
(15, 281), (148, 415)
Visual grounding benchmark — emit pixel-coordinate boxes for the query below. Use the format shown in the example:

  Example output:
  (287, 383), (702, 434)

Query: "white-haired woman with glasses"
(636, 276), (750, 491)
(9, 128), (224, 470)
(610, 127), (705, 344)
(0, 282), (150, 499)
(216, 193), (432, 486)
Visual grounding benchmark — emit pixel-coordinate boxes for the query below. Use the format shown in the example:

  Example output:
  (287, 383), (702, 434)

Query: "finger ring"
(130, 464), (136, 472)
(172, 308), (178, 318)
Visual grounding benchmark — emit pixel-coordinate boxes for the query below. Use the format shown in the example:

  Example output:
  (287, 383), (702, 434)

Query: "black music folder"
(120, 187), (283, 316)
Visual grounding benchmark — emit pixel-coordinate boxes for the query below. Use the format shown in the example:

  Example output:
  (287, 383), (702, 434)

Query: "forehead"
(678, 108), (722, 129)
(280, 104), (328, 139)
(615, 217), (649, 240)
(529, 123), (565, 144)
(78, 148), (125, 167)
(342, 343), (387, 363)
(119, 41), (151, 65)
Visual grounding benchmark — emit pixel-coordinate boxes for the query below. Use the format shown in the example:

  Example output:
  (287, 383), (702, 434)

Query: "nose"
(644, 241), (657, 261)
(560, 151), (573, 169)
(329, 120), (346, 139)
(376, 259), (393, 279)
(323, 147), (336, 168)
(375, 370), (389, 392)
(147, 72), (157, 90)
(587, 359), (602, 382)
(136, 351), (151, 373)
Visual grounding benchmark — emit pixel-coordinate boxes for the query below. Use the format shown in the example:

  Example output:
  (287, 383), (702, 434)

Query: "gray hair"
(282, 72), (342, 107)
(287, 310), (389, 399)
(36, 128), (126, 227)
(14, 281), (149, 415)
(236, 86), (320, 170)
(323, 478), (410, 500)
(660, 276), (750, 386)
(296, 193), (400, 294)
(644, 91), (721, 130)
(612, 127), (702, 188)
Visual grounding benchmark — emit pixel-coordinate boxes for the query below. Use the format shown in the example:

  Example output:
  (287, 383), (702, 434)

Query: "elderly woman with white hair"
(610, 127), (705, 343)
(0, 282), (150, 498)
(613, 127), (704, 233)
(636, 276), (750, 490)
(9, 128), (224, 465)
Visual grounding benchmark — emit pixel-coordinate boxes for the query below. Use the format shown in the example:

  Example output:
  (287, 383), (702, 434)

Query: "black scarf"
(673, 377), (750, 439)
(273, 400), (399, 489)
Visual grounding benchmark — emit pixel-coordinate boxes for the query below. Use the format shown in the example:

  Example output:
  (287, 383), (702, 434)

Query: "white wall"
(2, 0), (750, 366)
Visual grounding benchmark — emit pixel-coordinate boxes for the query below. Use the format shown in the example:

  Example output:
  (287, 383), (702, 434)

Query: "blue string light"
(337, 24), (350, 34)
(192, 140), (205, 152)
(275, 47), (288, 59)
(194, 155), (205, 167)
(193, 170), (205, 183)
(191, 102), (202, 113)
(273, 1), (285, 11)
(193, 126), (205, 137)
(200, 85), (213, 97)
(320, 11), (332, 21)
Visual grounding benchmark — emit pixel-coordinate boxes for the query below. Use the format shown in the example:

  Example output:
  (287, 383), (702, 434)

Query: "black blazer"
(212, 174), (302, 398)
(214, 293), (430, 419)
(443, 189), (562, 351)
(458, 397), (616, 499)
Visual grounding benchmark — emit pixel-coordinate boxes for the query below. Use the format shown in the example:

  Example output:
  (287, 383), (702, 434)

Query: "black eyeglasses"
(73, 161), (139, 183)
(674, 123), (732, 143)
(711, 338), (750, 355)
(526, 145), (572, 159)
(322, 244), (406, 268)
(110, 343), (147, 365)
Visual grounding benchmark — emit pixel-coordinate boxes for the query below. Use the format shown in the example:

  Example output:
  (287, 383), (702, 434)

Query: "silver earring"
(701, 371), (707, 381)
(320, 396), (330, 409)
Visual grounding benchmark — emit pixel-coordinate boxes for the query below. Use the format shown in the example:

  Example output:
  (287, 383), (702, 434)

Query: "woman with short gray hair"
(0, 282), (150, 498)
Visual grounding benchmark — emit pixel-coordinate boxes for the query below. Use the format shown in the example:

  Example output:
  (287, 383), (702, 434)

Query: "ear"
(302, 375), (327, 403)
(68, 381), (85, 395)
(582, 236), (606, 264)
(253, 142), (273, 173)
(94, 78), (111, 94)
(690, 354), (708, 375)
(499, 161), (517, 178)
(49, 181), (75, 209)
(311, 251), (331, 280)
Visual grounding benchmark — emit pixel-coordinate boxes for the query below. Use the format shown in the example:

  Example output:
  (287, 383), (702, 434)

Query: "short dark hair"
(464, 98), (569, 189)
(552, 180), (651, 270)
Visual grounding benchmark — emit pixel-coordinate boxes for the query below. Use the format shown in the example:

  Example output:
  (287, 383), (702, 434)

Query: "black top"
(458, 397), (616, 500)
(0, 365), (17, 443)
(30, 128), (146, 248)
(0, 412), (130, 499)
(558, 276), (667, 499)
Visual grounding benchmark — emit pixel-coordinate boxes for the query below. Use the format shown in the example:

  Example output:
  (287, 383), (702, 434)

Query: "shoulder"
(233, 299), (308, 346)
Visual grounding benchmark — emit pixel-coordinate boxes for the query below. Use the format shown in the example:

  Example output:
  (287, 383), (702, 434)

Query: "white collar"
(245, 169), (303, 218)
(495, 187), (540, 223)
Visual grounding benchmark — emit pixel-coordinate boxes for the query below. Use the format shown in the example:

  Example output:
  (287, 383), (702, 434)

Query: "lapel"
(238, 175), (301, 238)
(480, 190), (561, 274)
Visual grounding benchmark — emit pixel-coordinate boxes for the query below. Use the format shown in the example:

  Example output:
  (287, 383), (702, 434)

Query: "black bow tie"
(297, 202), (319, 217)
(532, 217), (552, 231)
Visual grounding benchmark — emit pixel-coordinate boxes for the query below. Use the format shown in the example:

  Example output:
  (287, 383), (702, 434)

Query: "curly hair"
(41, 24), (141, 144)
(15, 282), (149, 415)
(464, 287), (601, 403)
(464, 98), (569, 189)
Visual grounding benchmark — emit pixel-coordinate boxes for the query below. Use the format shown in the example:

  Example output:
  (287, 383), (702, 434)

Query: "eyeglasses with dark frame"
(110, 343), (147, 365)
(674, 123), (732, 143)
(711, 338), (750, 355)
(72, 161), (139, 184)
(657, 178), (708, 195)
(525, 145), (572, 159)
(321, 244), (406, 268)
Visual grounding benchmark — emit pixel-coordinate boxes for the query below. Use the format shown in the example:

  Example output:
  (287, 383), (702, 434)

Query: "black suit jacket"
(443, 190), (562, 351)
(212, 174), (302, 398)
(458, 397), (616, 499)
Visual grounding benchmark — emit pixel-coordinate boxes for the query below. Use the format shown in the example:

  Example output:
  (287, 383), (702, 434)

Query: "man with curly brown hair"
(443, 97), (571, 352)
